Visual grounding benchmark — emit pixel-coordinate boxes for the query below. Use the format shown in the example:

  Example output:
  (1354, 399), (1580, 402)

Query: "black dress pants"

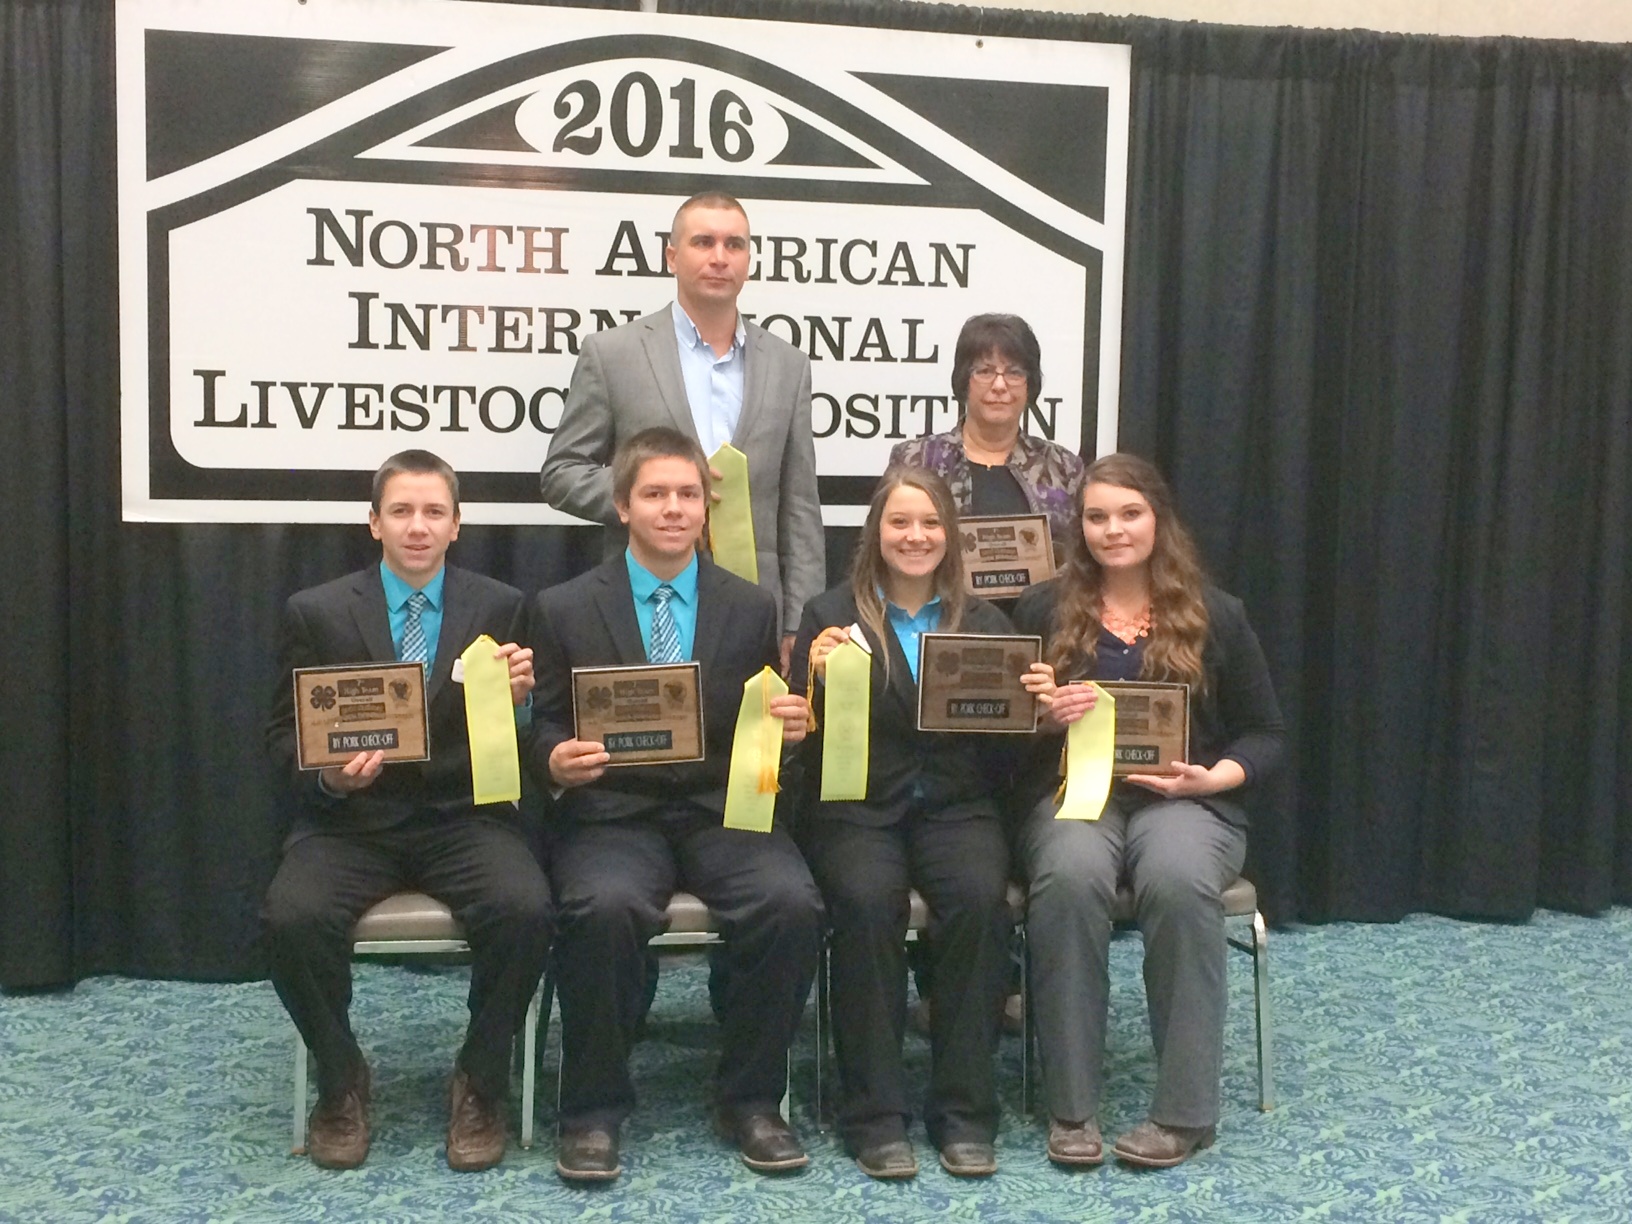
(262, 814), (553, 1104)
(549, 803), (823, 1131)
(806, 813), (1011, 1151)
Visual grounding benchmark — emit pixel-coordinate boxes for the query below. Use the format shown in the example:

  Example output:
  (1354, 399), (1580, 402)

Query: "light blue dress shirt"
(672, 301), (745, 457)
(627, 550), (700, 662)
(884, 594), (943, 681)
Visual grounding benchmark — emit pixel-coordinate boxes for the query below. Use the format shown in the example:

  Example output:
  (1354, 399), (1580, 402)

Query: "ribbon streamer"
(820, 638), (871, 801)
(707, 443), (758, 584)
(1056, 682), (1115, 821)
(723, 666), (787, 832)
(461, 635), (521, 805)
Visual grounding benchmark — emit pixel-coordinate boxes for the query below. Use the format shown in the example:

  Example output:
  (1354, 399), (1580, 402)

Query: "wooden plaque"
(1099, 681), (1190, 776)
(915, 633), (1041, 733)
(571, 662), (704, 766)
(959, 514), (1056, 599)
(293, 661), (429, 770)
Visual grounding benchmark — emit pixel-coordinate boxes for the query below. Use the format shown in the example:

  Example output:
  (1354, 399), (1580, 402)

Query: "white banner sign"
(117, 0), (1130, 524)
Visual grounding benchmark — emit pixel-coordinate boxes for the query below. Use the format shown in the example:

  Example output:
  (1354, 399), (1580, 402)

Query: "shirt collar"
(626, 549), (700, 606)
(672, 300), (745, 355)
(880, 588), (943, 625)
(379, 561), (445, 614)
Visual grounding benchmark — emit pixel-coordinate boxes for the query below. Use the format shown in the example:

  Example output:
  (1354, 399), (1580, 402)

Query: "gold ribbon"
(820, 638), (871, 801)
(461, 635), (521, 805)
(707, 442), (758, 584)
(723, 666), (787, 832)
(1056, 682), (1115, 821)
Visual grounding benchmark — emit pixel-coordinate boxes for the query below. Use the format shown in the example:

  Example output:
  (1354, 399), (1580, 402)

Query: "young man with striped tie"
(263, 450), (552, 1172)
(527, 427), (821, 1183)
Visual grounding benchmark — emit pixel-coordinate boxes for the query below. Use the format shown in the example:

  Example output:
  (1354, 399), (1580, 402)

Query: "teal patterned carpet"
(3, 909), (1630, 1223)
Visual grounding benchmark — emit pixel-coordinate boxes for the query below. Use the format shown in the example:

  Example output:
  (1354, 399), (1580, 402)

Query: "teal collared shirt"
(627, 550), (700, 661)
(381, 562), (444, 668)
(377, 562), (530, 729)
(885, 594), (943, 681)
(672, 301), (746, 457)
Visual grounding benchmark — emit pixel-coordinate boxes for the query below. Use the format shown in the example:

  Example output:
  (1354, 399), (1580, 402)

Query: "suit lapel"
(692, 560), (733, 682)
(641, 312), (700, 442)
(876, 620), (922, 724)
(348, 568), (396, 665)
(593, 560), (649, 665)
(427, 565), (476, 707)
(733, 323), (769, 446)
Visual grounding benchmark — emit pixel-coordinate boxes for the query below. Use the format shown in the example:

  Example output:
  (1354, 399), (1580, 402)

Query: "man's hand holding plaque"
(294, 660), (430, 776)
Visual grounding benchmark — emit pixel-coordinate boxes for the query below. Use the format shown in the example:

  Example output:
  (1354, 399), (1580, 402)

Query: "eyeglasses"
(971, 365), (1027, 384)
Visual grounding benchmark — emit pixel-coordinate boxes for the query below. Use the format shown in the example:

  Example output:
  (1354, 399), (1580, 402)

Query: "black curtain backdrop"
(4, 0), (1630, 989)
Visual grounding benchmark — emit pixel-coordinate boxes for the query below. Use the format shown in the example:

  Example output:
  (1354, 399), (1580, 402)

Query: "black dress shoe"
(556, 1126), (621, 1182)
(715, 1109), (809, 1173)
(939, 1140), (998, 1177)
(854, 1138), (918, 1180)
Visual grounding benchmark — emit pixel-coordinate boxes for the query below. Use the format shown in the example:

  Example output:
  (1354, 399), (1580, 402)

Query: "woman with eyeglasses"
(889, 314), (1084, 567)
(890, 313), (1084, 1038)
(1013, 453), (1284, 1170)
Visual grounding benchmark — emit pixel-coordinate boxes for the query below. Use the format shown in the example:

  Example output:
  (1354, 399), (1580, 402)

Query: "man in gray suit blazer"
(539, 191), (825, 673)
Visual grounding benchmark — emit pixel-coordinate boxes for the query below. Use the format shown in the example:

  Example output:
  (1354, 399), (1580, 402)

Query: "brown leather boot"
(446, 1069), (507, 1172)
(308, 1062), (370, 1170)
(1113, 1120), (1216, 1168)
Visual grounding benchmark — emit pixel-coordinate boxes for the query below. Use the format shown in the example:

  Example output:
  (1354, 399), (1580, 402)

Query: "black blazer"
(1010, 579), (1285, 829)
(265, 564), (530, 841)
(526, 554), (781, 822)
(790, 586), (1019, 827)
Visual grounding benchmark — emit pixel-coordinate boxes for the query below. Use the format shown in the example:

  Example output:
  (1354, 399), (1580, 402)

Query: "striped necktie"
(401, 591), (430, 665)
(649, 584), (682, 663)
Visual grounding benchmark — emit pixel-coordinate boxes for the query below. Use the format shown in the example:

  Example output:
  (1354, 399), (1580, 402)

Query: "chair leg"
(1251, 910), (1275, 1111)
(1018, 926), (1031, 1120)
(520, 980), (542, 1149)
(292, 1033), (309, 1155)
(813, 938), (829, 1131)
(782, 1049), (792, 1124)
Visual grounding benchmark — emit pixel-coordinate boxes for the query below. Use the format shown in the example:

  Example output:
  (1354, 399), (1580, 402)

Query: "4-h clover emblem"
(934, 650), (961, 676)
(586, 686), (613, 711)
(309, 684), (337, 711)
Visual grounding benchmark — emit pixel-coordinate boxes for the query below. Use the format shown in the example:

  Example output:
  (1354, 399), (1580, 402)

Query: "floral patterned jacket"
(889, 427), (1085, 563)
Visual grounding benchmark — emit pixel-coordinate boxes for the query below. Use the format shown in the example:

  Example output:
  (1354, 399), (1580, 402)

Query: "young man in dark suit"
(263, 450), (552, 1172)
(528, 427), (821, 1183)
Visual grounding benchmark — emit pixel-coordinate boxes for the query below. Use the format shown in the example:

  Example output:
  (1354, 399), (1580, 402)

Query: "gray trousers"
(1016, 792), (1246, 1128)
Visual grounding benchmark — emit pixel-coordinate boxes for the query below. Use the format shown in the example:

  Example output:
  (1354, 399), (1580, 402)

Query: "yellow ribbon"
(1056, 682), (1115, 821)
(723, 666), (787, 832)
(820, 639), (871, 801)
(707, 443), (758, 584)
(460, 635), (521, 805)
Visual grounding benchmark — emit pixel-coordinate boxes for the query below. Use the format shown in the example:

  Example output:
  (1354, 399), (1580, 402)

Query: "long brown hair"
(851, 466), (968, 680)
(1046, 453), (1209, 686)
